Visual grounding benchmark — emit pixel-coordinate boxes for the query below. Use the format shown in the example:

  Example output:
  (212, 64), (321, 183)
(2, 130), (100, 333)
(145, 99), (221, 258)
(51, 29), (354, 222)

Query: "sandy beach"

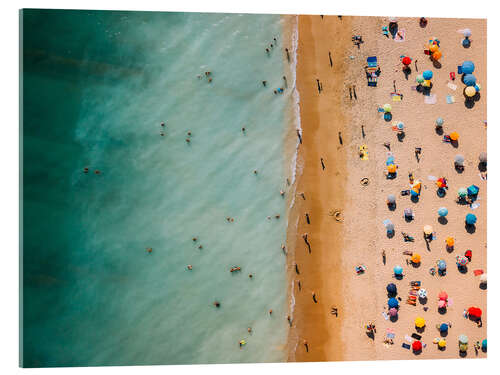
(288, 15), (486, 362)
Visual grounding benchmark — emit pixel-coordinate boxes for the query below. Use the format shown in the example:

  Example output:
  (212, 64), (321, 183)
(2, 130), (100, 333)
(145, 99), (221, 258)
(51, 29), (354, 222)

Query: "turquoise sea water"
(21, 9), (296, 367)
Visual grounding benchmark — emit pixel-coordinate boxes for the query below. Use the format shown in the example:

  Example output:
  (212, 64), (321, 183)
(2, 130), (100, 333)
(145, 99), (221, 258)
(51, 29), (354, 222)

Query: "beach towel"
(471, 203), (480, 210)
(394, 29), (405, 42)
(425, 94), (437, 104)
(386, 329), (395, 339)
(391, 92), (403, 101)
(473, 269), (484, 276)
(446, 95), (455, 104)
(382, 311), (389, 320)
(447, 82), (457, 91)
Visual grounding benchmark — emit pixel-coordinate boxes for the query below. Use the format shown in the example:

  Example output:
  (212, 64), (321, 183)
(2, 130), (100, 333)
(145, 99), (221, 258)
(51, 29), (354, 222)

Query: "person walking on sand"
(303, 340), (309, 352)
(316, 79), (321, 93)
(305, 213), (310, 224)
(320, 158), (326, 170)
(312, 292), (318, 303)
(338, 132), (343, 145)
(353, 85), (358, 99)
(295, 263), (300, 275)
(303, 233), (311, 253)
(287, 315), (292, 327)
(285, 48), (290, 62)
(362, 125), (366, 138)
(300, 192), (306, 200)
(283, 76), (287, 88)
(329, 51), (333, 67)
(298, 280), (302, 291)
(297, 129), (302, 144)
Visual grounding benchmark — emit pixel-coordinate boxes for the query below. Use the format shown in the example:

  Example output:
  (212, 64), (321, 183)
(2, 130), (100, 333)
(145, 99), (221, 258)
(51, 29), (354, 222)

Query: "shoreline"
(286, 15), (353, 362)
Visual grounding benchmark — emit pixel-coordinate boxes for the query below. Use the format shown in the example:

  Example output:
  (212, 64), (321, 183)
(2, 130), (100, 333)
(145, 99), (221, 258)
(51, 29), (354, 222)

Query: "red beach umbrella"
(438, 291), (448, 301)
(468, 307), (482, 318)
(402, 56), (412, 65)
(412, 340), (422, 351)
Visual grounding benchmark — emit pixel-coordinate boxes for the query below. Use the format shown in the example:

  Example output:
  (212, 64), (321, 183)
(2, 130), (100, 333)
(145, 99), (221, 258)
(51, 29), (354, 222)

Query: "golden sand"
(288, 15), (486, 362)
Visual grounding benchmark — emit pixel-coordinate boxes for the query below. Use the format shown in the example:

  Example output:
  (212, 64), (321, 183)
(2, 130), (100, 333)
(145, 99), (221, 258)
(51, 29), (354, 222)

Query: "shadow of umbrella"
(438, 216), (448, 225)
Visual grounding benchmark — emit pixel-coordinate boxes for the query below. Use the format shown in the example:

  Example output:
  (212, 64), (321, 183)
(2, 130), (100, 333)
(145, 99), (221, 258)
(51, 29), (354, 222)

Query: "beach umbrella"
(436, 178), (447, 188)
(467, 185), (479, 196)
(438, 260), (447, 271)
(383, 103), (392, 112)
(416, 75), (425, 84)
(439, 323), (449, 332)
(462, 60), (475, 74)
(389, 17), (398, 22)
(410, 189), (419, 197)
(463, 74), (476, 86)
(411, 253), (421, 264)
(396, 122), (404, 130)
(386, 283), (397, 294)
(418, 289), (427, 298)
(388, 297), (399, 308)
(459, 334), (468, 344)
(462, 29), (472, 38)
(389, 307), (398, 317)
(429, 44), (439, 53)
(438, 207), (448, 217)
(436, 117), (444, 126)
(387, 194), (396, 204)
(423, 225), (433, 235)
(466, 213), (477, 225)
(404, 208), (413, 218)
(479, 152), (487, 163)
(385, 223), (395, 233)
(458, 187), (467, 197)
(465, 86), (476, 97)
(386, 155), (395, 165)
(456, 255), (469, 266)
(446, 237), (455, 247)
(438, 339), (447, 348)
(412, 340), (422, 352)
(415, 317), (426, 328)
(438, 299), (447, 309)
(402, 56), (412, 65)
(468, 307), (482, 318)
(432, 50), (442, 60)
(480, 273), (487, 283)
(423, 70), (433, 80)
(474, 83), (481, 92)
(450, 132), (460, 141)
(438, 291), (448, 300)
(455, 154), (465, 166)
(393, 265), (403, 275)
(387, 164), (397, 173)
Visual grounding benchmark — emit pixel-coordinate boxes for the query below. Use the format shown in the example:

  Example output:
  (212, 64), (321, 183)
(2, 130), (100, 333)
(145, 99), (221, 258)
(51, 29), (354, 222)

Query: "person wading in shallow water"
(305, 213), (310, 224)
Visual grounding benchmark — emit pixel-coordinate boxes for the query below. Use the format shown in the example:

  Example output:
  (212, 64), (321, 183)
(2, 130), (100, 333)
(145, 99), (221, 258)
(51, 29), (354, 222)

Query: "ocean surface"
(21, 9), (297, 367)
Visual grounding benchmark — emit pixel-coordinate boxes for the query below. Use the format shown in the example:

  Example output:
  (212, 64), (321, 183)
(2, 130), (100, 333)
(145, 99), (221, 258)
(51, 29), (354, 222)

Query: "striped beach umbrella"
(456, 255), (468, 266)
(418, 289), (427, 298)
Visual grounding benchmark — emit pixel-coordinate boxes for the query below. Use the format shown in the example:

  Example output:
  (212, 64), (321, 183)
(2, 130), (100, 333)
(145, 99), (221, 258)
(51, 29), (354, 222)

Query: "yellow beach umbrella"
(438, 339), (446, 348)
(415, 317), (426, 328)
(387, 164), (397, 173)
(446, 237), (455, 247)
(429, 44), (439, 53)
(411, 254), (421, 263)
(465, 86), (476, 97)
(424, 225), (433, 235)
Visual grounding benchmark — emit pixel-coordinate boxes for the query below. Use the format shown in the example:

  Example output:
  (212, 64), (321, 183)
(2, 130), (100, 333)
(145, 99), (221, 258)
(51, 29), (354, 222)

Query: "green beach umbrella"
(383, 104), (392, 113)
(416, 75), (424, 84)
(458, 188), (467, 197)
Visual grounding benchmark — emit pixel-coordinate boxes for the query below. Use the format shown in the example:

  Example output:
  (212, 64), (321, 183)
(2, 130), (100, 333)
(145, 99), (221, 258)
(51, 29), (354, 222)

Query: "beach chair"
(365, 57), (380, 87)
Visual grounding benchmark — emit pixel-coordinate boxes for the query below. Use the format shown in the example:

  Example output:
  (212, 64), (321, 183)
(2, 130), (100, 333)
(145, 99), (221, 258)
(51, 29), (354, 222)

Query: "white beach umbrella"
(480, 273), (487, 283)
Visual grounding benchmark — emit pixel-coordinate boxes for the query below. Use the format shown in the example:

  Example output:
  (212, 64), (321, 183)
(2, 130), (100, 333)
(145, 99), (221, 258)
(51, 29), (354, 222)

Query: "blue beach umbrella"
(463, 74), (476, 86)
(440, 323), (449, 332)
(438, 207), (448, 217)
(436, 117), (444, 126)
(467, 185), (479, 196)
(482, 339), (487, 350)
(397, 122), (404, 130)
(386, 156), (395, 166)
(474, 84), (480, 92)
(466, 213), (477, 225)
(393, 265), (403, 275)
(438, 260), (447, 270)
(462, 61), (475, 74)
(386, 283), (397, 294)
(423, 70), (433, 80)
(388, 297), (399, 308)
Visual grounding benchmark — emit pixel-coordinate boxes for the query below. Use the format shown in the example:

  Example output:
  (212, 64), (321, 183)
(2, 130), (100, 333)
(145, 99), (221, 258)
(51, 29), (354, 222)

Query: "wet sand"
(288, 15), (486, 362)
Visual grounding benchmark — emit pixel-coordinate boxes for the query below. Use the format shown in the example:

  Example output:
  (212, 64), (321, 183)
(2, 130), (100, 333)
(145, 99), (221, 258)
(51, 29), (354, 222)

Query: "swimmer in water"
(213, 301), (220, 308)
(275, 214), (280, 219)
(242, 127), (246, 132)
(161, 122), (165, 127)
(94, 170), (101, 175)
(198, 245), (203, 249)
(192, 237), (197, 242)
(249, 274), (253, 279)
(269, 309), (273, 315)
(248, 327), (252, 333)
(146, 247), (153, 254)
(187, 131), (192, 136)
(230, 266), (241, 273)
(280, 190), (284, 196)
(83, 167), (89, 173)
(187, 265), (193, 270)
(186, 138), (190, 143)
